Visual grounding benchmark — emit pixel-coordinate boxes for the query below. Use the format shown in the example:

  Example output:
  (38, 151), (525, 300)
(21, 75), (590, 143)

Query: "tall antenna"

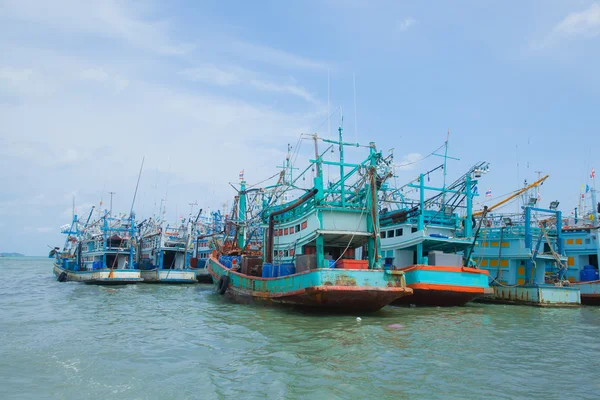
(164, 157), (172, 220)
(130, 156), (145, 216)
(327, 69), (331, 138)
(189, 201), (198, 216)
(534, 170), (543, 201)
(516, 144), (520, 211)
(353, 71), (358, 143)
(109, 191), (116, 216)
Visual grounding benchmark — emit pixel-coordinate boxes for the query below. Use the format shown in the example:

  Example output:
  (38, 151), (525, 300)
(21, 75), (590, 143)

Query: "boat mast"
(238, 180), (246, 250)
(367, 142), (381, 269)
(432, 130), (459, 205)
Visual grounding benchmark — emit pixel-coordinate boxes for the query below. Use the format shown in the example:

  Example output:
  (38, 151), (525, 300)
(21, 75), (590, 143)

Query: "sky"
(1, 0), (599, 255)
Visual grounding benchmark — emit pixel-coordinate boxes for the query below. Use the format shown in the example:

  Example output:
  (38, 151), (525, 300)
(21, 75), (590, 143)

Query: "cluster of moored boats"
(51, 126), (600, 311)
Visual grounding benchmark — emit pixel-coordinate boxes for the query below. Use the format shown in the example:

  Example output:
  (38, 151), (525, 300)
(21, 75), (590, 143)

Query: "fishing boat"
(207, 128), (412, 312)
(190, 210), (226, 283)
(472, 176), (580, 306)
(53, 209), (142, 284)
(138, 218), (196, 284)
(190, 235), (212, 283)
(556, 183), (600, 304)
(379, 162), (492, 306)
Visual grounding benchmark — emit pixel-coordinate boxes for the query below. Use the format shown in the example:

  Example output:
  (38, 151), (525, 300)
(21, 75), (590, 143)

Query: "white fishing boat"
(53, 209), (142, 285)
(138, 218), (196, 284)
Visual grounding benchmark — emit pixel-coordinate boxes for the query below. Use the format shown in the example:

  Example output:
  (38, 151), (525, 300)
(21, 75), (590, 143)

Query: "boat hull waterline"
(140, 269), (197, 284)
(570, 280), (600, 305)
(53, 265), (142, 285)
(391, 265), (493, 306)
(208, 257), (412, 312)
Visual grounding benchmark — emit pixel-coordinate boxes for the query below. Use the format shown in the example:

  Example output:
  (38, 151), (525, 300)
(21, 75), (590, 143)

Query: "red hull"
(208, 266), (412, 312)
(222, 285), (410, 312)
(392, 288), (485, 306)
(581, 294), (600, 306)
(392, 283), (493, 307)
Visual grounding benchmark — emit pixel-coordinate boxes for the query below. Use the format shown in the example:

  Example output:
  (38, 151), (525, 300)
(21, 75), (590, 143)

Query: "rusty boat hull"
(565, 280), (600, 305)
(208, 257), (412, 312)
(390, 265), (492, 307)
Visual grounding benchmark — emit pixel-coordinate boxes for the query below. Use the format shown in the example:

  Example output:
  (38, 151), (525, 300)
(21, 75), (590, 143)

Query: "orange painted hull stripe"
(399, 265), (489, 276)
(409, 283), (489, 293)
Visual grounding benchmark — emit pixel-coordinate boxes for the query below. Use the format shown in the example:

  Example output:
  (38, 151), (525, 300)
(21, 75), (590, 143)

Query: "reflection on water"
(1, 257), (599, 399)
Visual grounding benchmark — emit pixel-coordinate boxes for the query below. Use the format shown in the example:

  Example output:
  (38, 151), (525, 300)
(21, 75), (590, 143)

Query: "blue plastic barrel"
(581, 268), (599, 282)
(219, 256), (231, 268)
(272, 264), (280, 278)
(328, 259), (336, 268)
(279, 263), (296, 277)
(262, 263), (273, 278)
(584, 264), (596, 270)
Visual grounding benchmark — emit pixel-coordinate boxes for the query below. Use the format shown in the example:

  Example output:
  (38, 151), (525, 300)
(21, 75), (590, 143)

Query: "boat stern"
(392, 265), (492, 306)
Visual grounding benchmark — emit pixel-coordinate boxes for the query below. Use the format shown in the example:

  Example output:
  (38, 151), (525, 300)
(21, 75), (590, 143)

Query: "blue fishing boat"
(208, 128), (412, 312)
(53, 209), (142, 284)
(556, 184), (600, 304)
(379, 163), (492, 306)
(473, 176), (580, 306)
(138, 218), (196, 284)
(190, 210), (227, 283)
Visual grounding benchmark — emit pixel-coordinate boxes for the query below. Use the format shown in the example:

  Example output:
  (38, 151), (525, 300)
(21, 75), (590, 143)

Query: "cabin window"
(274, 230), (279, 237)
(388, 230), (395, 238)
(585, 239), (591, 244)
(284, 228), (289, 235)
(301, 221), (308, 230)
(290, 249), (295, 256)
(411, 227), (417, 233)
(290, 227), (295, 234)
(543, 243), (551, 253)
(396, 228), (403, 236)
(279, 229), (283, 236)
(295, 224), (300, 232)
(380, 231), (387, 238)
(304, 245), (315, 254)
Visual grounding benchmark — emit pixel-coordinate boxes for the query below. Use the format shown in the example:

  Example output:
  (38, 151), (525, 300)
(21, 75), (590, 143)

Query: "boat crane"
(473, 174), (549, 217)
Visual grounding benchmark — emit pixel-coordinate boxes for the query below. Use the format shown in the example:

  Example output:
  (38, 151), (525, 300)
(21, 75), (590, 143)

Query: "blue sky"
(1, 0), (599, 255)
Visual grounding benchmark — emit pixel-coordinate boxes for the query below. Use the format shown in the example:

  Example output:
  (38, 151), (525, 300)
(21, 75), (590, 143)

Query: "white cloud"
(397, 18), (417, 32)
(0, 0), (193, 55)
(181, 64), (320, 104)
(0, 66), (59, 97)
(0, 66), (33, 84)
(554, 3), (600, 38)
(79, 67), (130, 91)
(180, 65), (244, 86)
(249, 79), (318, 105)
(230, 41), (329, 70)
(0, 0), (327, 255)
(396, 153), (423, 171)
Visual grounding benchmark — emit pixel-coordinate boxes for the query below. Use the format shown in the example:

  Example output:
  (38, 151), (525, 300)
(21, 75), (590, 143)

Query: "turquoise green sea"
(1, 257), (599, 399)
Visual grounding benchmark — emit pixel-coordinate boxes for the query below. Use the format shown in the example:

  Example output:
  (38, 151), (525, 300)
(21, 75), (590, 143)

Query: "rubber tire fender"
(57, 271), (68, 282)
(217, 275), (229, 295)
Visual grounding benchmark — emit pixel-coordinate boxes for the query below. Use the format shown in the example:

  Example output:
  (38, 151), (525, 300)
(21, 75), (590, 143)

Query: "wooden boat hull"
(140, 269), (197, 284)
(53, 264), (142, 284)
(208, 257), (412, 312)
(391, 265), (492, 307)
